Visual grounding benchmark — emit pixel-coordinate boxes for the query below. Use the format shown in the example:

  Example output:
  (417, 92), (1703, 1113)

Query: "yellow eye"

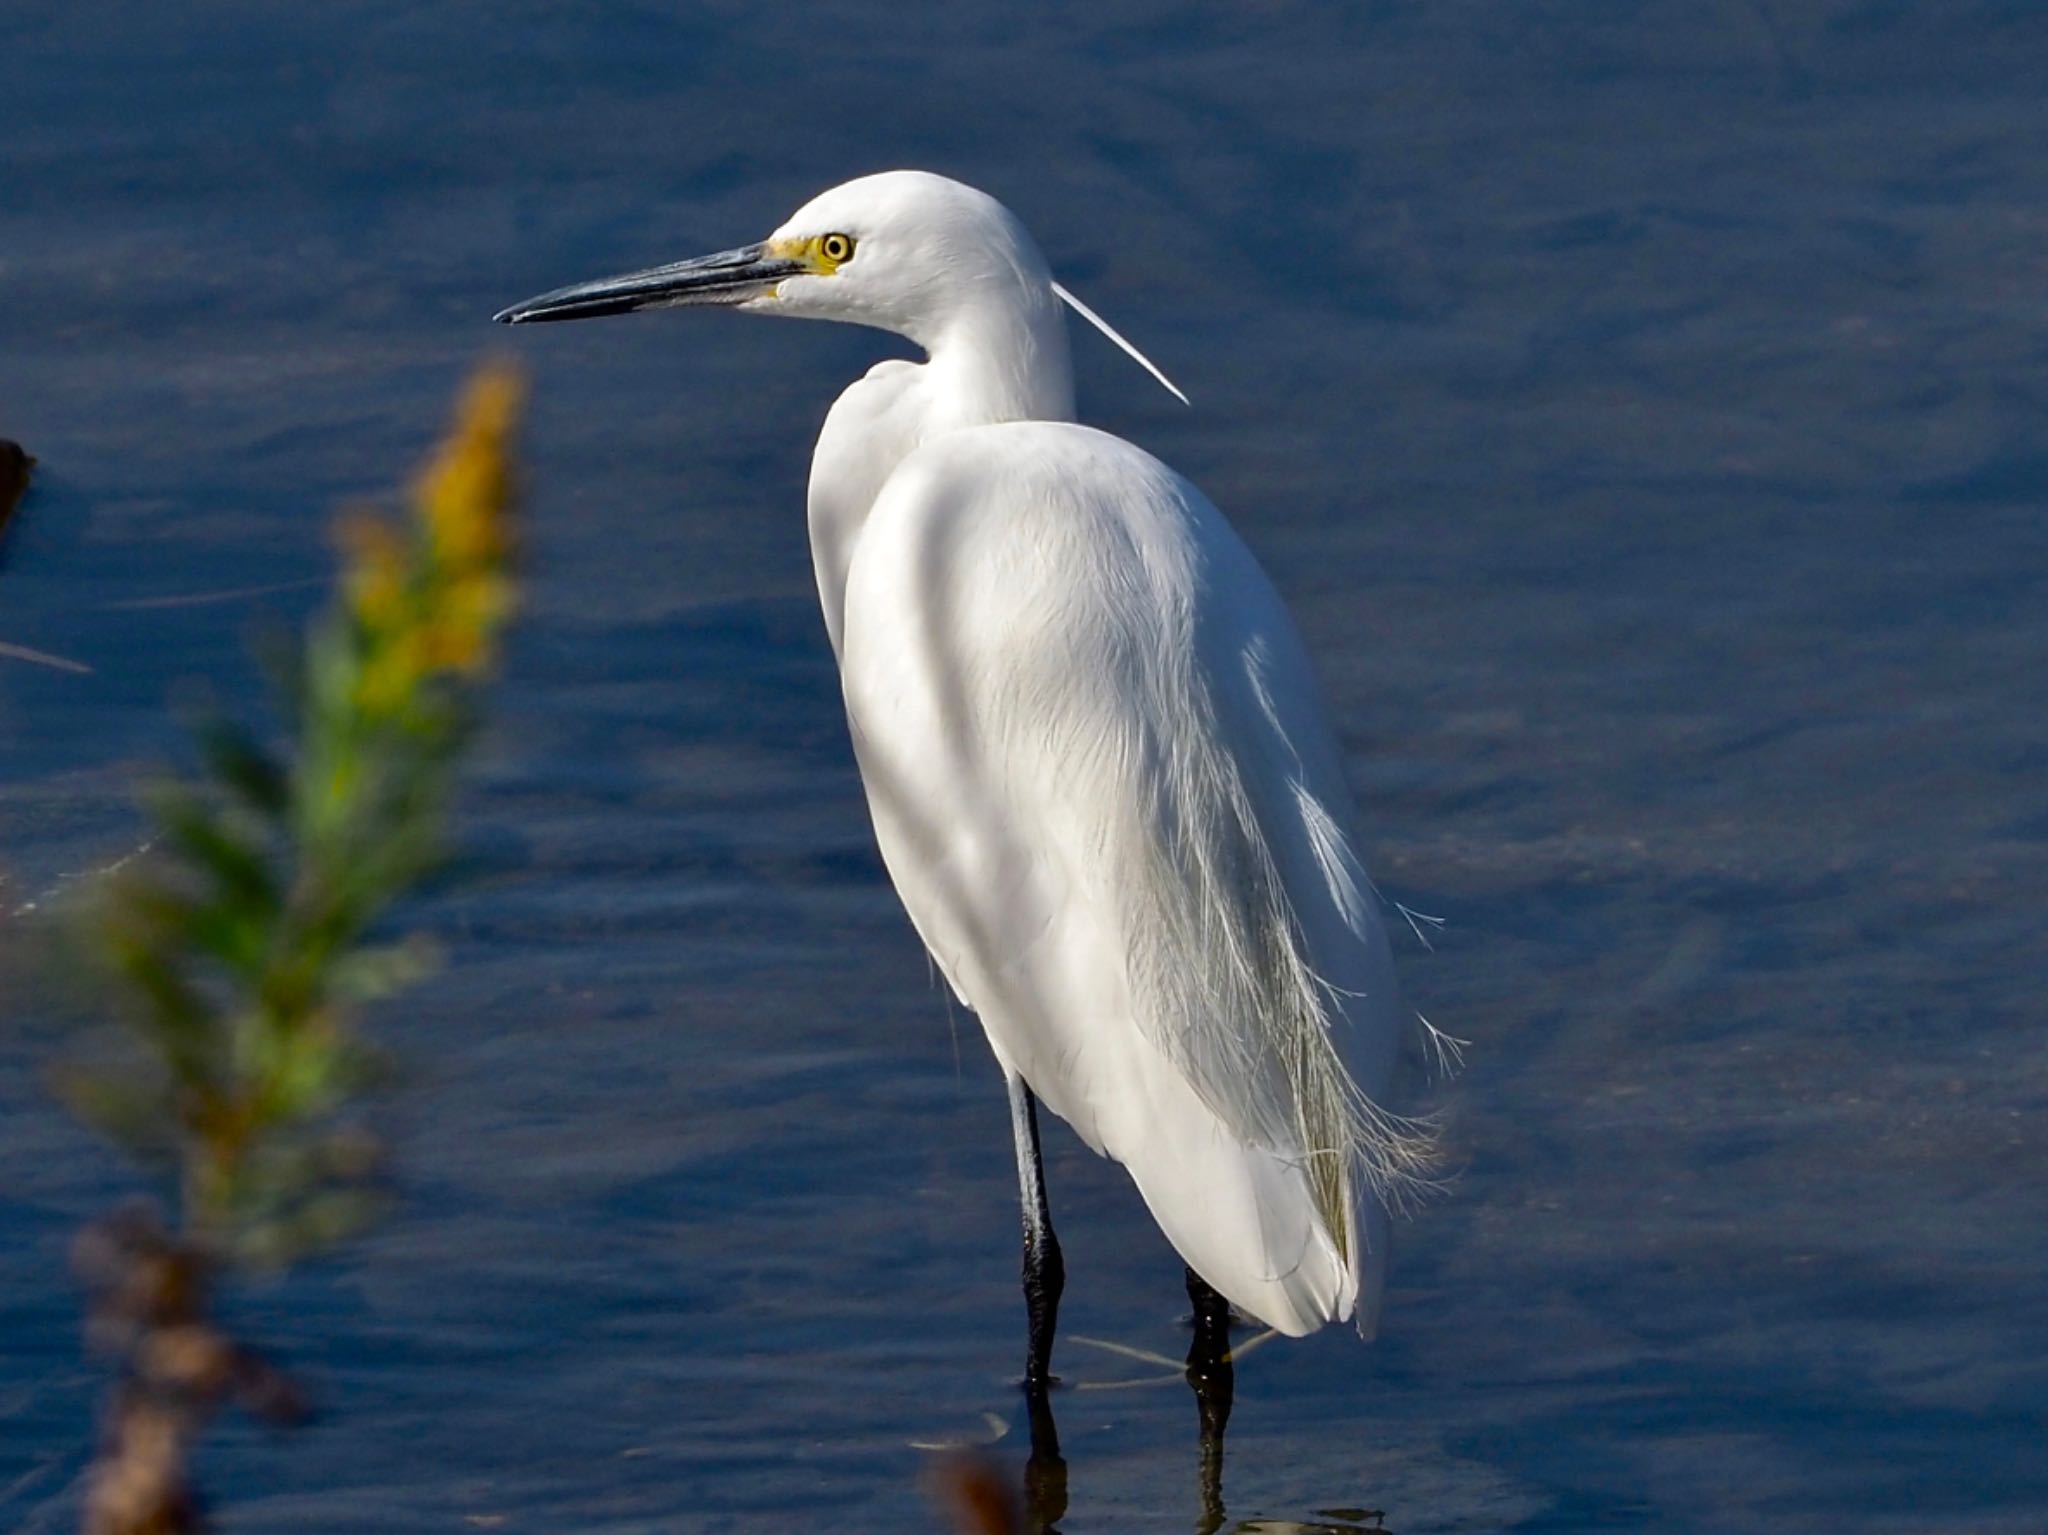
(818, 232), (855, 266)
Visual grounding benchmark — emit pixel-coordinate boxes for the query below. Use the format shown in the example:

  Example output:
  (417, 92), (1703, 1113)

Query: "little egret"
(496, 171), (1434, 1389)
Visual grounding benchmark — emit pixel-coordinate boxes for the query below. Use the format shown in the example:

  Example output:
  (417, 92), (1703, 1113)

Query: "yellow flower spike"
(356, 628), (432, 717)
(418, 362), (524, 575)
(421, 622), (484, 674)
(336, 513), (411, 635)
(328, 362), (525, 719)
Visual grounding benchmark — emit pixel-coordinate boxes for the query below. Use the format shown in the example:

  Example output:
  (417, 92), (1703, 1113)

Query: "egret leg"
(1006, 1073), (1065, 1389)
(1185, 1266), (1234, 1532)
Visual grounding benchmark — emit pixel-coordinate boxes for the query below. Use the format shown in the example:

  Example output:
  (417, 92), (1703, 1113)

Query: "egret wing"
(839, 420), (1426, 1330)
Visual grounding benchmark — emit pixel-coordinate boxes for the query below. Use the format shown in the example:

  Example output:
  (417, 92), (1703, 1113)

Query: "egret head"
(496, 171), (1051, 351)
(494, 170), (1186, 402)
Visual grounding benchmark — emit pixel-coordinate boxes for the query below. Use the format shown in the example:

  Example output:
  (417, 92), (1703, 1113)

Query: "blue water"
(4, 4), (2046, 1530)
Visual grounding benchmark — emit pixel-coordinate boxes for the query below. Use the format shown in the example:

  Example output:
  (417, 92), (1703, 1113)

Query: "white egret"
(496, 171), (1435, 1387)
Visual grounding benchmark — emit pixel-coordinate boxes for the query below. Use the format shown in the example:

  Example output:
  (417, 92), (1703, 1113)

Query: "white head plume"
(1052, 280), (1190, 406)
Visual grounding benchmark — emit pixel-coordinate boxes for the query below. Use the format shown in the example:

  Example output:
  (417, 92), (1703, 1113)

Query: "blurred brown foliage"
(1, 438), (33, 543)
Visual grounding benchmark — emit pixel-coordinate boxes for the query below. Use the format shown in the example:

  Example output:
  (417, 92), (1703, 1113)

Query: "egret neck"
(805, 276), (1075, 656)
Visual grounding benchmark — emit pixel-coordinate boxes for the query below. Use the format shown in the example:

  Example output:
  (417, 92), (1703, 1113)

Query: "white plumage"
(498, 169), (1432, 1349)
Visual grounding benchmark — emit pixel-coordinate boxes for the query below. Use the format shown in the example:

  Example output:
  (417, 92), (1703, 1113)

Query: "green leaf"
(328, 937), (440, 1003)
(103, 925), (222, 1086)
(145, 785), (280, 918)
(126, 883), (268, 982)
(197, 720), (290, 818)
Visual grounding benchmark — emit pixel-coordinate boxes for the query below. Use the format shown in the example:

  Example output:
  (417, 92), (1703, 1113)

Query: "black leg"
(1007, 1074), (1065, 1389)
(1185, 1266), (1234, 1534)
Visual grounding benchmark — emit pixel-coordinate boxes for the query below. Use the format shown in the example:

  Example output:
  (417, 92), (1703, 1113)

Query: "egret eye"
(819, 233), (855, 266)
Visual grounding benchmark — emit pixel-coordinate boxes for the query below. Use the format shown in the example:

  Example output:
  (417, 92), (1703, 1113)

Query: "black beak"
(493, 242), (804, 324)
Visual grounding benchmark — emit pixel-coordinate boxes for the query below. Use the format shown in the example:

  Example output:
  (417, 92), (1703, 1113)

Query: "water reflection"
(996, 1296), (1388, 1535)
(1019, 1378), (1067, 1530)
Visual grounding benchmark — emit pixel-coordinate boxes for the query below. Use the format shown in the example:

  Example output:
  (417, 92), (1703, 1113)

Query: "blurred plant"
(928, 1453), (1021, 1535)
(56, 365), (523, 1535)
(1, 437), (32, 540)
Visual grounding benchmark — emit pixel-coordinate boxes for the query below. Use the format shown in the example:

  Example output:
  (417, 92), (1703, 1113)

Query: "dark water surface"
(5, 3), (2046, 1530)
